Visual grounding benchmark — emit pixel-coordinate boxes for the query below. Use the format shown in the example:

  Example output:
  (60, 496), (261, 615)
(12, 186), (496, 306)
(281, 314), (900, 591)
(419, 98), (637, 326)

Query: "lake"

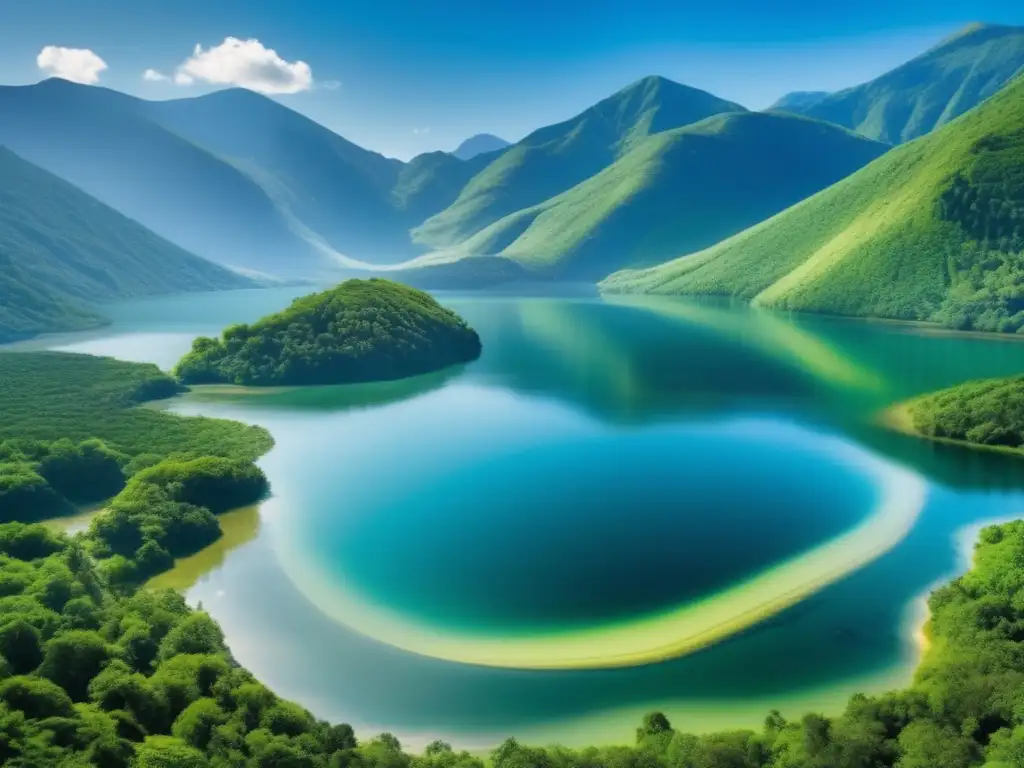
(25, 287), (1024, 749)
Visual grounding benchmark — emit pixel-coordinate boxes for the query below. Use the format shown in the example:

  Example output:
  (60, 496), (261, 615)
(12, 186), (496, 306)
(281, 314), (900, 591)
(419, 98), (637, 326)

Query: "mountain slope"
(0, 147), (250, 342)
(406, 112), (887, 281)
(782, 23), (1024, 143)
(601, 74), (1024, 333)
(391, 151), (494, 224)
(769, 91), (831, 112)
(452, 133), (511, 160)
(141, 89), (422, 263)
(412, 76), (747, 249)
(0, 79), (320, 276)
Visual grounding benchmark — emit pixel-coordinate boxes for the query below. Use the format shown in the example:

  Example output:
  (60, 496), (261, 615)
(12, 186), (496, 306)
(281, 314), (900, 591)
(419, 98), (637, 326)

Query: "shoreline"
(880, 402), (1024, 460)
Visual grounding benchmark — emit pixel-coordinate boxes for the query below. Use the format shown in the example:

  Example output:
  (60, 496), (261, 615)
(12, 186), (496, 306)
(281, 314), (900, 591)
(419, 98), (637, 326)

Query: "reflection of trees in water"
(181, 366), (462, 413)
(463, 298), (824, 423)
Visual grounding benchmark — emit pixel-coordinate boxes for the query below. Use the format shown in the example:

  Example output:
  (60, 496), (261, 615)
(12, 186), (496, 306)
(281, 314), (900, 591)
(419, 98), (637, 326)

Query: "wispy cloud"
(142, 68), (169, 82)
(413, 127), (431, 135)
(37, 46), (107, 84)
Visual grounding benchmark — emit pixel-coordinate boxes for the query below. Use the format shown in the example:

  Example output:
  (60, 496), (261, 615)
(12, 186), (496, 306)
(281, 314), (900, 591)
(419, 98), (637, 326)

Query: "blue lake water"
(27, 288), (1024, 747)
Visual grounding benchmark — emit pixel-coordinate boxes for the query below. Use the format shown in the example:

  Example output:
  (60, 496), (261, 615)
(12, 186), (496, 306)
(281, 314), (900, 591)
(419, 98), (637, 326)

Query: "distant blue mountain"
(452, 133), (511, 160)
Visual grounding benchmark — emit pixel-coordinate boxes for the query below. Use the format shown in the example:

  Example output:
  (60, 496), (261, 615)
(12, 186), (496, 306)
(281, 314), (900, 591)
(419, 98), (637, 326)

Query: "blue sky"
(2, 0), (1022, 159)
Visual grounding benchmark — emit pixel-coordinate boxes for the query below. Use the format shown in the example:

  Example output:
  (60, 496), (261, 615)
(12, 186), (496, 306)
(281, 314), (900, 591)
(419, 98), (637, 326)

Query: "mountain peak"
(452, 133), (510, 160)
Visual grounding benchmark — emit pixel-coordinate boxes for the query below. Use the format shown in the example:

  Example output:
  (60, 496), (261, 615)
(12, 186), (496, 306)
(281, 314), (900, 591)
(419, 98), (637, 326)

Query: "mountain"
(778, 23), (1024, 143)
(0, 79), (318, 276)
(411, 76), (747, 250)
(601, 74), (1024, 334)
(391, 151), (494, 224)
(140, 88), (419, 264)
(0, 147), (250, 343)
(403, 112), (887, 281)
(769, 91), (830, 112)
(452, 133), (511, 160)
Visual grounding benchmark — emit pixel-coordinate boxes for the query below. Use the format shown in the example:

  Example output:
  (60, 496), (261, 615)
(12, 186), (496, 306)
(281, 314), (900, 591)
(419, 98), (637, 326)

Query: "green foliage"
(778, 23), (1024, 143)
(132, 456), (269, 514)
(2, 500), (1024, 768)
(906, 375), (1024, 447)
(174, 279), (482, 387)
(0, 146), (250, 343)
(0, 352), (271, 461)
(602, 71), (1024, 335)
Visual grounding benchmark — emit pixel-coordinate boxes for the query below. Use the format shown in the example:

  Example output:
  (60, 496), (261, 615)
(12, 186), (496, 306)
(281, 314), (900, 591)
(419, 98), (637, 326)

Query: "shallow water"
(26, 288), (1024, 747)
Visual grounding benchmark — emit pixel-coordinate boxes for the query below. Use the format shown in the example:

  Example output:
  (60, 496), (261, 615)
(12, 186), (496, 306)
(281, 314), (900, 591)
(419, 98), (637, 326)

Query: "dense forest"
(0, 352), (272, 587)
(4, 512), (1024, 766)
(904, 374), (1024, 448)
(174, 279), (482, 387)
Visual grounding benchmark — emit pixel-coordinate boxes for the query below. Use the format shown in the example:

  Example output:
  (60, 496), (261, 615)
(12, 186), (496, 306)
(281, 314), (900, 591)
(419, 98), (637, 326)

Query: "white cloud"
(173, 37), (313, 94)
(142, 68), (168, 82)
(36, 46), (107, 84)
(413, 127), (431, 135)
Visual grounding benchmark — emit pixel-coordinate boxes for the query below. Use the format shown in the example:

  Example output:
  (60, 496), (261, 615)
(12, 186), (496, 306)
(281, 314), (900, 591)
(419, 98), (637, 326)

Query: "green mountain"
(0, 147), (250, 343)
(405, 111), (887, 281)
(777, 23), (1024, 143)
(412, 76), (746, 250)
(601, 74), (1024, 333)
(452, 133), (511, 160)
(391, 150), (493, 224)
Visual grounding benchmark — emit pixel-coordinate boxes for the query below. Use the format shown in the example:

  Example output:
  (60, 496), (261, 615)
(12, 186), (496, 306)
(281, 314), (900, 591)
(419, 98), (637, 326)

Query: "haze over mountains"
(1, 20), (1023, 343)
(0, 147), (249, 342)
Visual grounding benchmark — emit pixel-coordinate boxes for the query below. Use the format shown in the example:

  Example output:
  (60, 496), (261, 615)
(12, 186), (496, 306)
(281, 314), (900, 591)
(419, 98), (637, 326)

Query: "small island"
(888, 375), (1024, 452)
(174, 279), (483, 387)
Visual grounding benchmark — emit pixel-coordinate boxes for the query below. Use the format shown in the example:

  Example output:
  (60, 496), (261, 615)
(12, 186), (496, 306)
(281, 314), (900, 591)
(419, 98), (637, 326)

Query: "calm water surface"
(26, 288), (1024, 747)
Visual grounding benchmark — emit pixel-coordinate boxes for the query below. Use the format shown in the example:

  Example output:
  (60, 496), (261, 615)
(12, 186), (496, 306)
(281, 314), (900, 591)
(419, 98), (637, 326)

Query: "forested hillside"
(602, 74), (1024, 333)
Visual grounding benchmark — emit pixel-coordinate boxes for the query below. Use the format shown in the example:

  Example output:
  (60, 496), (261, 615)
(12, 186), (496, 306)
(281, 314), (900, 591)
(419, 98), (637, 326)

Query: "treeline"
(5, 515), (1024, 766)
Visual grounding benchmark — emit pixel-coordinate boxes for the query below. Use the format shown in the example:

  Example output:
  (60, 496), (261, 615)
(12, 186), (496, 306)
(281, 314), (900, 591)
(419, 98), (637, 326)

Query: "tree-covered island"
(174, 279), (482, 387)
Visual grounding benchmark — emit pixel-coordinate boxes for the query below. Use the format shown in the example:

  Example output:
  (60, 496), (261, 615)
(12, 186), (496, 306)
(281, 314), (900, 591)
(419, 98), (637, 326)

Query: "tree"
(157, 613), (225, 660)
(39, 630), (112, 701)
(134, 735), (211, 768)
(172, 697), (228, 750)
(0, 619), (43, 674)
(896, 721), (979, 768)
(0, 675), (74, 719)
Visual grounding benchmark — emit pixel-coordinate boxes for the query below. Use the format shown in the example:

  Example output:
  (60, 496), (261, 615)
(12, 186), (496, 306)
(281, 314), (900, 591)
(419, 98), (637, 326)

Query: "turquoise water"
(27, 289), (1024, 746)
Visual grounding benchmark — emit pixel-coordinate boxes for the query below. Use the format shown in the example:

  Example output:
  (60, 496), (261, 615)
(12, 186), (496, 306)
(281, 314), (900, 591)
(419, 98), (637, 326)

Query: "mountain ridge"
(411, 75), (748, 251)
(777, 22), (1024, 143)
(601, 72), (1024, 333)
